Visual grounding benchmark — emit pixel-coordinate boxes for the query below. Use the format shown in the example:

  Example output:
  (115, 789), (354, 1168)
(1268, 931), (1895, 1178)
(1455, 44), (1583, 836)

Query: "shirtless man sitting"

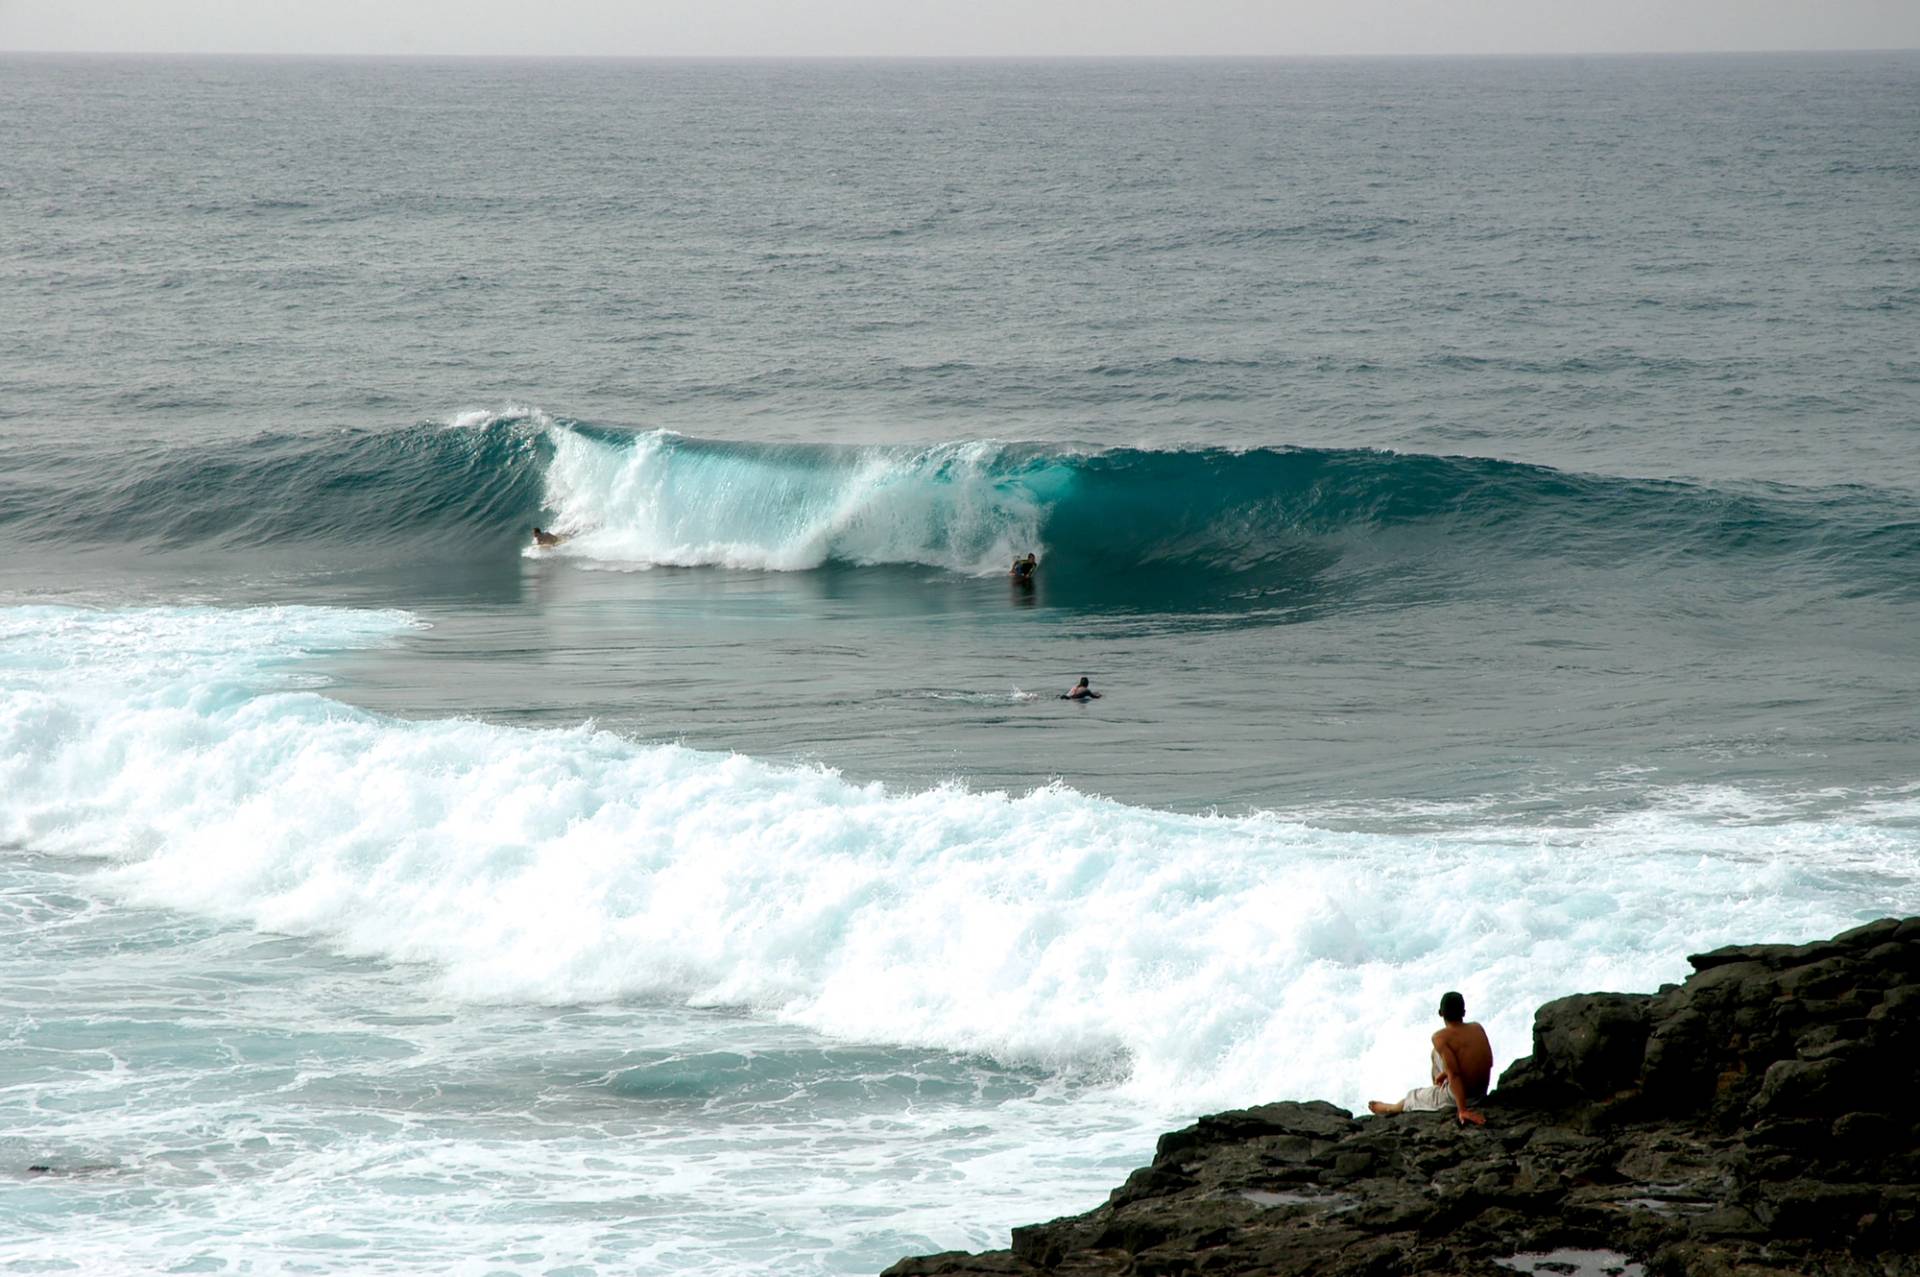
(1367, 991), (1491, 1126)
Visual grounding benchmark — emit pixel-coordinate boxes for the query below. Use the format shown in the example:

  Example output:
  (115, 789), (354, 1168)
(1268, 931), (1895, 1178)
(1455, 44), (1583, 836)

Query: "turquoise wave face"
(4, 411), (1915, 603)
(0, 412), (552, 551)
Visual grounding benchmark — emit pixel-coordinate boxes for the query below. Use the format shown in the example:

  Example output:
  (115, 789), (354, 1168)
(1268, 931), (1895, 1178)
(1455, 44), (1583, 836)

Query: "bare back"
(1431, 1021), (1493, 1099)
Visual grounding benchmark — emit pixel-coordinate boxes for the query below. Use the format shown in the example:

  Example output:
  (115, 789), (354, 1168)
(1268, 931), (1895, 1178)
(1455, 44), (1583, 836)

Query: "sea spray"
(2, 605), (1911, 1114)
(538, 427), (1053, 573)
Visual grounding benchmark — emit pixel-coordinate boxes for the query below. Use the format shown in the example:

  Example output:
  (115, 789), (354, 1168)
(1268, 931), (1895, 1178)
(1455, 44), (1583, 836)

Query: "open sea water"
(1, 53), (1917, 1274)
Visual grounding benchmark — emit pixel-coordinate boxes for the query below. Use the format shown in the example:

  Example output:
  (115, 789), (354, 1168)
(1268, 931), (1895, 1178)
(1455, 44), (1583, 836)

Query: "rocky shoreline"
(885, 917), (1920, 1277)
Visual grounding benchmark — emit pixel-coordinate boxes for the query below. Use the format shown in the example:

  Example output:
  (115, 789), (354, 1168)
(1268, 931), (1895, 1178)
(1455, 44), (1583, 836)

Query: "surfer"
(1009, 552), (1038, 582)
(531, 526), (568, 549)
(1366, 991), (1491, 1126)
(1060, 676), (1100, 701)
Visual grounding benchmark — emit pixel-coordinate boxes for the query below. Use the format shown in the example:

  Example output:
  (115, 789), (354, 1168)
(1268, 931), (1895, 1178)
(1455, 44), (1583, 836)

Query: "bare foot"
(1367, 1100), (1402, 1115)
(1457, 1107), (1486, 1126)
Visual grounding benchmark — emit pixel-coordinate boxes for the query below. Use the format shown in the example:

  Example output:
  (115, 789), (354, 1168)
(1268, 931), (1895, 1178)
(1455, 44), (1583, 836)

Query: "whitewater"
(7, 603), (1914, 1098)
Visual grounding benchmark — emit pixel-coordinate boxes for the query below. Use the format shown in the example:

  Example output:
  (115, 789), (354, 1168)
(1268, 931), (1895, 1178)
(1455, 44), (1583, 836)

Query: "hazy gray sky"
(3, 0), (1917, 58)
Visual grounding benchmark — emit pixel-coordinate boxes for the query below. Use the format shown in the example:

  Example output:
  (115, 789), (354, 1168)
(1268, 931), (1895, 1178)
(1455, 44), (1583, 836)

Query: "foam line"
(2, 606), (1912, 1112)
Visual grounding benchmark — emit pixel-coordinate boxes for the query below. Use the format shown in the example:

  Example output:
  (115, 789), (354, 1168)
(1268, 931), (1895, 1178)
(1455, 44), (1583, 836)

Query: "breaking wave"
(3, 408), (1913, 597)
(2, 604), (1912, 1111)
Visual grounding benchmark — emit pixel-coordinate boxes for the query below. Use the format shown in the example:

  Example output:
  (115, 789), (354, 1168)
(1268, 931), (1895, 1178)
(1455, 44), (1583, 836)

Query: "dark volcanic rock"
(882, 917), (1920, 1277)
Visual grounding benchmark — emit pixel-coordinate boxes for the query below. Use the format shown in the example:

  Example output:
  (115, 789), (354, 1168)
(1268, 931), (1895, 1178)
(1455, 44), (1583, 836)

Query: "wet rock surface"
(884, 918), (1920, 1277)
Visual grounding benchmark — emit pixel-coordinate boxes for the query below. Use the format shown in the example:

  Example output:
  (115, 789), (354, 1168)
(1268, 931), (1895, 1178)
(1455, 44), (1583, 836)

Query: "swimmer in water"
(531, 526), (568, 548)
(1010, 552), (1037, 581)
(1061, 676), (1100, 701)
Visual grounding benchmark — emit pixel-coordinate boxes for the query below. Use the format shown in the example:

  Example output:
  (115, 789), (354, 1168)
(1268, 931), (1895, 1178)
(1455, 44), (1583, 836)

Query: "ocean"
(1, 52), (1916, 1274)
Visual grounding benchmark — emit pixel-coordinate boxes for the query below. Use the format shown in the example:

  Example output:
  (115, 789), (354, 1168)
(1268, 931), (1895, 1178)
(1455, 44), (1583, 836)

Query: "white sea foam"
(445, 403), (553, 435)
(534, 426), (1049, 574)
(2, 605), (1914, 1116)
(901, 687), (1042, 705)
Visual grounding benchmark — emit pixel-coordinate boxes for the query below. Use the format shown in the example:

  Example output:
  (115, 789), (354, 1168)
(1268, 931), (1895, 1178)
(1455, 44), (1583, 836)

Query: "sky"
(2, 0), (1918, 58)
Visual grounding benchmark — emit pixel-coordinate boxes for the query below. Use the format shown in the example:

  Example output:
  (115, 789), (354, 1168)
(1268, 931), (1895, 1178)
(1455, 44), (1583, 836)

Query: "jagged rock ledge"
(885, 917), (1920, 1277)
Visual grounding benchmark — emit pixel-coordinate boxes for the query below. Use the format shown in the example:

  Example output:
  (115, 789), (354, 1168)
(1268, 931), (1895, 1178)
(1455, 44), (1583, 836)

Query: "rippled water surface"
(1, 53), (1916, 1275)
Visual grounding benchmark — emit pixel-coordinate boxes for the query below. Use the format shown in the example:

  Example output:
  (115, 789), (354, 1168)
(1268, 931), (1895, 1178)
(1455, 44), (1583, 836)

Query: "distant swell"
(2, 408), (1913, 596)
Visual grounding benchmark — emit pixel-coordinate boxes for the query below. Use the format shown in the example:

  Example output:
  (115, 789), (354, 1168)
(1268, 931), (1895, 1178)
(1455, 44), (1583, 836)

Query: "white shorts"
(1400, 1083), (1484, 1112)
(1399, 1083), (1456, 1112)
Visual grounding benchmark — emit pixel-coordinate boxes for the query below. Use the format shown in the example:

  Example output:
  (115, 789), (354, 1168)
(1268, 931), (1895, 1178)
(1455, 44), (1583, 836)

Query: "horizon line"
(2, 46), (1916, 61)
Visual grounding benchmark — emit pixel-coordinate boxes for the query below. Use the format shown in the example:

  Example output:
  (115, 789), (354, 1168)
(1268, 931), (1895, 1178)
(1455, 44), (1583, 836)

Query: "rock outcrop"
(884, 917), (1920, 1277)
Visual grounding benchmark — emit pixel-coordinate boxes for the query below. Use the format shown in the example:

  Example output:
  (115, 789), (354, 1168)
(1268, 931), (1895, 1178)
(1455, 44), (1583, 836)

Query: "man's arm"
(1432, 1035), (1486, 1126)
